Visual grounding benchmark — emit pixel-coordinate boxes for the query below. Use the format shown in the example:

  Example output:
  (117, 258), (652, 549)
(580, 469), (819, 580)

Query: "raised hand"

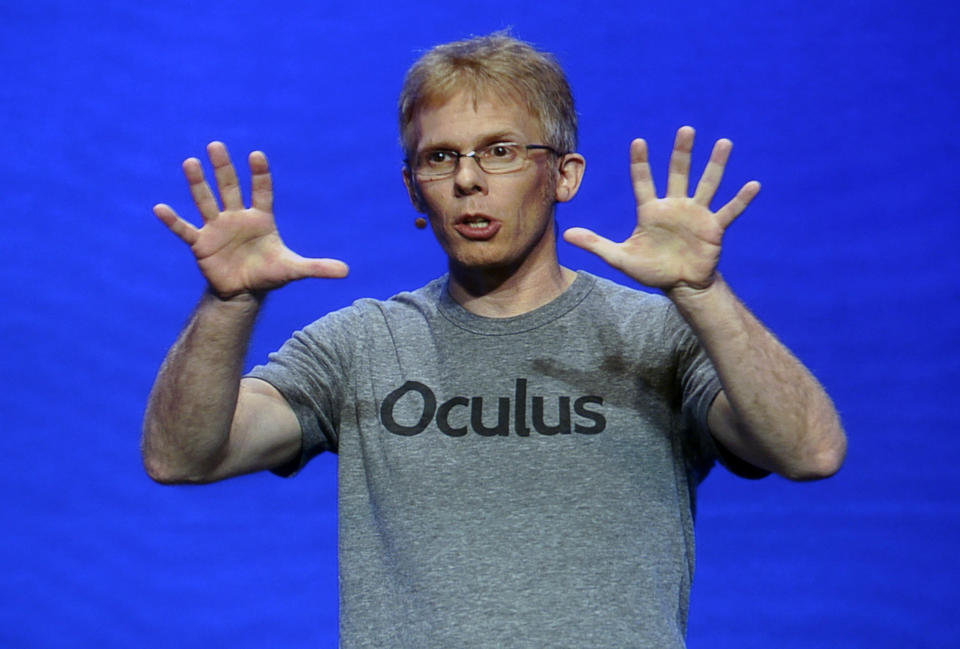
(564, 126), (759, 295)
(154, 142), (348, 299)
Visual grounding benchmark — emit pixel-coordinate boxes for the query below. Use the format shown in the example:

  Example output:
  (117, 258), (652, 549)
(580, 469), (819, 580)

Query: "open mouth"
(462, 217), (491, 229)
(454, 214), (500, 239)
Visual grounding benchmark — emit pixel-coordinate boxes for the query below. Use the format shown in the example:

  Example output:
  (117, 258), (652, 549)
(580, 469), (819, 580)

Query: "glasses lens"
(416, 150), (457, 176)
(477, 143), (522, 173)
(414, 143), (532, 176)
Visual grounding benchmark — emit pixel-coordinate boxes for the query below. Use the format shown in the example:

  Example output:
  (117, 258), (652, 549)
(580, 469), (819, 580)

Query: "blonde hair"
(398, 32), (577, 159)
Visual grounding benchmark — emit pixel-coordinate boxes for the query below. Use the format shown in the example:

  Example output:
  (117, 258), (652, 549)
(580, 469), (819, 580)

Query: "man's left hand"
(564, 126), (760, 295)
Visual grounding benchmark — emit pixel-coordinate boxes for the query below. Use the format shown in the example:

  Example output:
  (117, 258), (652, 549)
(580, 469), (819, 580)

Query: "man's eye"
(426, 151), (452, 164)
(488, 144), (514, 158)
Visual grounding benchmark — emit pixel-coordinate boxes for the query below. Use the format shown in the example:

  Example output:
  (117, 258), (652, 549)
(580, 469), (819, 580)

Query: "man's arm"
(142, 142), (348, 484)
(564, 127), (846, 480)
(142, 291), (302, 483)
(672, 277), (845, 480)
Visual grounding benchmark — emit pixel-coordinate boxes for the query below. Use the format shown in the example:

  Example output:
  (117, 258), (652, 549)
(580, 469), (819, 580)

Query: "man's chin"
(449, 257), (510, 273)
(446, 250), (517, 275)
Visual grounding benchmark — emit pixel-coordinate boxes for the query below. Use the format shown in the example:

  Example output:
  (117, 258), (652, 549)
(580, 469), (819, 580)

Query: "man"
(143, 33), (845, 648)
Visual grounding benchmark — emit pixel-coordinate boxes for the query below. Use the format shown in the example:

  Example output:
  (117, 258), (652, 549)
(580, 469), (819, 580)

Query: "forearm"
(669, 275), (846, 480)
(141, 290), (264, 483)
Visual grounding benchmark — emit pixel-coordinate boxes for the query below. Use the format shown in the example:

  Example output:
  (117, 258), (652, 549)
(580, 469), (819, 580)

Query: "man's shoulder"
(293, 276), (445, 333)
(350, 275), (447, 315)
(297, 276), (445, 335)
(281, 277), (446, 358)
(579, 271), (670, 313)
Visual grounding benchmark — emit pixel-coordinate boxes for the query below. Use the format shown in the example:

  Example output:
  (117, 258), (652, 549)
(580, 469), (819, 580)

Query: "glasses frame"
(408, 142), (562, 178)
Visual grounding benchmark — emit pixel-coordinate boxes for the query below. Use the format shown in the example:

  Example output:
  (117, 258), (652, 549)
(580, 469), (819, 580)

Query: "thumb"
(563, 227), (624, 268)
(294, 255), (350, 279)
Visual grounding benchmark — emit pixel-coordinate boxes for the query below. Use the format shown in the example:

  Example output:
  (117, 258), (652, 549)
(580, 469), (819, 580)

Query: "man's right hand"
(154, 141), (349, 300)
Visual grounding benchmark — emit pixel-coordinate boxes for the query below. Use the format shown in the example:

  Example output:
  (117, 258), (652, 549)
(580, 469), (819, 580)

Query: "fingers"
(153, 203), (200, 245)
(666, 126), (695, 198)
(630, 139), (657, 206)
(182, 157), (221, 222)
(207, 141), (244, 212)
(249, 151), (273, 212)
(715, 180), (761, 229)
(180, 142), (272, 221)
(692, 138), (733, 206)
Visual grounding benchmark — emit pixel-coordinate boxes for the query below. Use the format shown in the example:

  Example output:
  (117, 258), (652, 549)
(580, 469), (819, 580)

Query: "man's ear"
(403, 166), (426, 213)
(554, 153), (586, 203)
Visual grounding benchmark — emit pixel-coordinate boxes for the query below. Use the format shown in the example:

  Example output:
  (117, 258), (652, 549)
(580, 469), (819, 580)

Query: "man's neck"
(447, 260), (578, 318)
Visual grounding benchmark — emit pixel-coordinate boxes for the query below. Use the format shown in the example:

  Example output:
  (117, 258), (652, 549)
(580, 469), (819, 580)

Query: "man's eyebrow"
(420, 131), (524, 152)
(477, 131), (523, 145)
(418, 141), (459, 152)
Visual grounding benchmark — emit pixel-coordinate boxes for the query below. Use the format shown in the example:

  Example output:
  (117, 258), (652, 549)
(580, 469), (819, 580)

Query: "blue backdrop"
(2, 1), (958, 647)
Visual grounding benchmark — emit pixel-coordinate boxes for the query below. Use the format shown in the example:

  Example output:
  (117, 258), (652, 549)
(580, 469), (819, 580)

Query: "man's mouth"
(454, 214), (500, 240)
(463, 217), (491, 229)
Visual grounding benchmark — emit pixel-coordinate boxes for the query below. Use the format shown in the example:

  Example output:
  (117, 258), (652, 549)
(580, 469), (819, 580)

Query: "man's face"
(403, 91), (565, 275)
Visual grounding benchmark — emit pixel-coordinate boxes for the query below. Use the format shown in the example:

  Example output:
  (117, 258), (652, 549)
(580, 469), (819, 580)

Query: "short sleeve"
(246, 305), (361, 476)
(664, 302), (769, 481)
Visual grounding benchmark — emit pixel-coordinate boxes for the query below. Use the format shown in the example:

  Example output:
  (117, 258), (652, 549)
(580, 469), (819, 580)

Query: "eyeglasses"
(409, 142), (561, 178)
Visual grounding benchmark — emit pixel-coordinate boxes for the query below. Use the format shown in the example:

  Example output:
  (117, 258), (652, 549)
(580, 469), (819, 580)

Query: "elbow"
(140, 425), (221, 485)
(141, 425), (174, 484)
(143, 454), (181, 485)
(141, 422), (185, 484)
(783, 452), (844, 481)
(142, 453), (219, 485)
(783, 426), (848, 482)
(143, 452), (192, 485)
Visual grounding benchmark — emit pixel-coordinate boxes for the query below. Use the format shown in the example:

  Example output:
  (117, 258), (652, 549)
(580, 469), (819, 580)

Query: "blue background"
(2, 1), (958, 647)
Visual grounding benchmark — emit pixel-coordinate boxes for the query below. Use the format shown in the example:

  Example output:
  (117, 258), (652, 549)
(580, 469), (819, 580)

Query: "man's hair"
(398, 32), (577, 160)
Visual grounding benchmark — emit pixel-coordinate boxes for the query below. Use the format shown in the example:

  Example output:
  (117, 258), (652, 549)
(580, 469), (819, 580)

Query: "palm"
(189, 205), (300, 297)
(565, 127), (759, 293)
(620, 196), (724, 290)
(154, 142), (348, 298)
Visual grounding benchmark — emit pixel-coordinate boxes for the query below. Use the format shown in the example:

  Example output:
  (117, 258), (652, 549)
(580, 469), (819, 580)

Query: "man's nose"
(453, 155), (488, 196)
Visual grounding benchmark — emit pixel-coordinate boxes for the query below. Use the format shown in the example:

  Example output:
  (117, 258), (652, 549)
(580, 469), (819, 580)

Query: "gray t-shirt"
(249, 271), (750, 649)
